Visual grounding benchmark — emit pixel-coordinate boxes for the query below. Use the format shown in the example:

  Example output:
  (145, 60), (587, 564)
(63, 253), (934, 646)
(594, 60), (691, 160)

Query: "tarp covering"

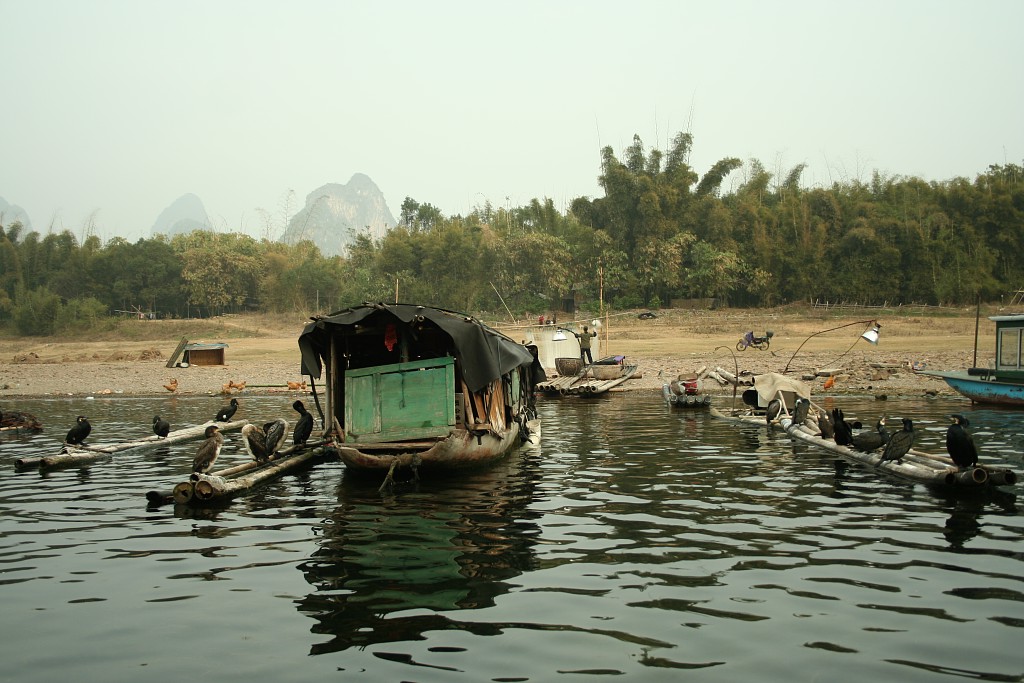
(751, 372), (811, 407)
(298, 303), (539, 394)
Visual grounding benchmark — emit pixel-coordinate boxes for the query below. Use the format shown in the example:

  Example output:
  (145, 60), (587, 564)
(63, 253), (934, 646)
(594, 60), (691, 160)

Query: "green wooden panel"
(344, 357), (456, 443)
(346, 373), (381, 435)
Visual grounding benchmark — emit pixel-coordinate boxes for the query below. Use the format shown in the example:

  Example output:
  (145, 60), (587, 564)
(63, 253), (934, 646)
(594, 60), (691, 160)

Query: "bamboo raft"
(14, 419), (249, 471)
(665, 393), (712, 408)
(711, 407), (1018, 489)
(536, 365), (639, 396)
(146, 440), (333, 506)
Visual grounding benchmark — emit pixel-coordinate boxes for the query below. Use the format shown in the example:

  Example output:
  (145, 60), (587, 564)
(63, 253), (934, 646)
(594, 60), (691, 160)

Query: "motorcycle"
(736, 330), (774, 351)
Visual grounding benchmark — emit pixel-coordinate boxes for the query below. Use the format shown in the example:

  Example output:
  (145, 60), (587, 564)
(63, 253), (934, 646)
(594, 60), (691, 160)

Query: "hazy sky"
(2, 0), (1022, 243)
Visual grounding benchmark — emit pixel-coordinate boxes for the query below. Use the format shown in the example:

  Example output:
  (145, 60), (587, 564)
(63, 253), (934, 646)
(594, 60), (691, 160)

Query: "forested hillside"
(2, 131), (1022, 336)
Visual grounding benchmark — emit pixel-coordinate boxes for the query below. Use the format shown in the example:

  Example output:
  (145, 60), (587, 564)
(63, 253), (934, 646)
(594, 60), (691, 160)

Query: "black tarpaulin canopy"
(298, 303), (537, 394)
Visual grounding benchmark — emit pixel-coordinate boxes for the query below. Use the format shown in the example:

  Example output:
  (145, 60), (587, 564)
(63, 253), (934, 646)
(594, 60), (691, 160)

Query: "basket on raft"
(555, 357), (584, 376)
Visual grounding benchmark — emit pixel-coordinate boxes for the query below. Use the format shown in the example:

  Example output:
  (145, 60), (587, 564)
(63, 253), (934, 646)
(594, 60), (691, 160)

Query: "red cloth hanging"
(384, 323), (398, 351)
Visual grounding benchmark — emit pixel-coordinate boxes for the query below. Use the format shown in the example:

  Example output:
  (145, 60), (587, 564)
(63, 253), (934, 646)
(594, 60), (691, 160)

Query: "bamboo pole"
(189, 445), (326, 503)
(19, 420), (249, 471)
(780, 417), (960, 486)
(172, 482), (194, 505)
(148, 441), (327, 506)
(719, 409), (1017, 489)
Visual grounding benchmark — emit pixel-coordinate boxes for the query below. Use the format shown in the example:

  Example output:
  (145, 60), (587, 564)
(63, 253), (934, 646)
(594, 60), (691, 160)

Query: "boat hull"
(923, 370), (1024, 407)
(338, 419), (538, 473)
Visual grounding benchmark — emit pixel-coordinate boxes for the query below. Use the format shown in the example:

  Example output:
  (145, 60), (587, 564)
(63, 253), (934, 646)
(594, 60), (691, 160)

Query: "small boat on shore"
(922, 313), (1024, 407)
(297, 303), (543, 484)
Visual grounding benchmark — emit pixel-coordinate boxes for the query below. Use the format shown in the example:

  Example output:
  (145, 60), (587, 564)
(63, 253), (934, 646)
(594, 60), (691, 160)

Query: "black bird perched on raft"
(880, 418), (914, 464)
(152, 415), (170, 439)
(946, 414), (979, 469)
(851, 418), (889, 452)
(765, 398), (782, 425)
(65, 415), (91, 445)
(192, 425), (224, 473)
(241, 418), (288, 464)
(831, 408), (854, 446)
(215, 397), (239, 422)
(1, 408), (43, 431)
(817, 409), (835, 440)
(791, 398), (810, 427)
(292, 400), (314, 448)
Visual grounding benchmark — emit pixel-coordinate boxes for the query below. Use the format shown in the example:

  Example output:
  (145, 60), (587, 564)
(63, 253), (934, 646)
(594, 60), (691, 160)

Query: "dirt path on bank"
(0, 307), (993, 399)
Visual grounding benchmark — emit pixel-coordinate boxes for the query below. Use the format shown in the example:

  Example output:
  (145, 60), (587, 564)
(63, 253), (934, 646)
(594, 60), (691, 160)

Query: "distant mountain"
(0, 197), (32, 230)
(279, 174), (396, 256)
(151, 193), (211, 237)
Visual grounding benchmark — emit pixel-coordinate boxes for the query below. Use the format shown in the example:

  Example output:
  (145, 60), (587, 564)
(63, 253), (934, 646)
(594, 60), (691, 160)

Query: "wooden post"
(166, 337), (189, 368)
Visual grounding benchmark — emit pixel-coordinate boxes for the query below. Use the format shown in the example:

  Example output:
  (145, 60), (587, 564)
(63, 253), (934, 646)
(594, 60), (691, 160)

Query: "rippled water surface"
(1, 393), (1022, 682)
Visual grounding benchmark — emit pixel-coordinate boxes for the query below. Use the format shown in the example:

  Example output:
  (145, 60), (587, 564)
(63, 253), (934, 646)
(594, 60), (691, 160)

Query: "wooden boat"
(709, 375), (1018, 490)
(14, 419), (249, 471)
(297, 303), (543, 480)
(922, 313), (1024, 407)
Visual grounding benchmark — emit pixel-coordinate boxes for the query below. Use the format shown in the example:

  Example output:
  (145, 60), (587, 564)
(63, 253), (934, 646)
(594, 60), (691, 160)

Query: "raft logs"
(16, 419), (249, 471)
(163, 440), (329, 505)
(785, 418), (1016, 488)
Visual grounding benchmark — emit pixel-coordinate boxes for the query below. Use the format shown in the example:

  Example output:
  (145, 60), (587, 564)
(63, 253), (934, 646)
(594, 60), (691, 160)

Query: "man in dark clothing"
(574, 325), (597, 364)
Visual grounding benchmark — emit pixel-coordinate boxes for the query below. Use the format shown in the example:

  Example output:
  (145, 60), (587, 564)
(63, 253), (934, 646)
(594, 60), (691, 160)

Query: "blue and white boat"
(924, 313), (1024, 407)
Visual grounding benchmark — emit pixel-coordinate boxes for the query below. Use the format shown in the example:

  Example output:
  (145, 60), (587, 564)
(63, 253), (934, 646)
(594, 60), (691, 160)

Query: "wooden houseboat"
(297, 303), (544, 479)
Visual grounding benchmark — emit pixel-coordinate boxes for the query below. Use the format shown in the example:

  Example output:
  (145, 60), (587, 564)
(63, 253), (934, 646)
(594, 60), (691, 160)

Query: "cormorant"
(851, 418), (889, 452)
(880, 418), (914, 464)
(946, 414), (979, 469)
(65, 415), (91, 445)
(216, 398), (239, 422)
(192, 425), (223, 473)
(791, 398), (810, 426)
(0, 409), (43, 431)
(153, 415), (170, 438)
(241, 418), (288, 463)
(817, 409), (835, 440)
(766, 398), (782, 425)
(292, 400), (314, 447)
(832, 408), (853, 446)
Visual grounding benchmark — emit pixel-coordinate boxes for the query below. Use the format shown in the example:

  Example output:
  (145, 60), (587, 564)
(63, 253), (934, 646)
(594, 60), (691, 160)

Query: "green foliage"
(1, 142), (1022, 328)
(12, 286), (62, 335)
(59, 296), (110, 332)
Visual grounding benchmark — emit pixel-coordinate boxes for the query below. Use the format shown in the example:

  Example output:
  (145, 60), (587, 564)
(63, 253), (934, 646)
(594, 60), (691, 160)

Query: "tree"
(173, 231), (264, 315)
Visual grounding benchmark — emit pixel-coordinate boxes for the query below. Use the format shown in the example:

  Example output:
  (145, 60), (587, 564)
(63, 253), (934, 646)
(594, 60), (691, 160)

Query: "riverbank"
(0, 306), (991, 399)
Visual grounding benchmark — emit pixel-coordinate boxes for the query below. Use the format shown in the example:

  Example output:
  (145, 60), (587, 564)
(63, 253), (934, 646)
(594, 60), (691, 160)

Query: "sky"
(1, 0), (1022, 243)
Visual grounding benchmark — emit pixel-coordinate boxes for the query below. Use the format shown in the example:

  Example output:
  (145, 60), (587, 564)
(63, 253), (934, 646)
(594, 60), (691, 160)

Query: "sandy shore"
(0, 308), (986, 400)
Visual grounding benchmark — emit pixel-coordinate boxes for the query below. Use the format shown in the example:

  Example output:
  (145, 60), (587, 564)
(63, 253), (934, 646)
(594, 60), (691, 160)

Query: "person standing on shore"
(573, 325), (597, 364)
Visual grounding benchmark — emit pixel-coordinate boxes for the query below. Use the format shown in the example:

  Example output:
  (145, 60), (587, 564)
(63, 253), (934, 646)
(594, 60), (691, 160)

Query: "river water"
(0, 392), (1021, 682)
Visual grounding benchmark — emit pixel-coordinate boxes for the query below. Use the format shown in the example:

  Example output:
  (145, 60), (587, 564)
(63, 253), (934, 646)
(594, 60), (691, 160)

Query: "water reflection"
(0, 393), (1021, 680)
(296, 451), (543, 654)
(934, 487), (1019, 550)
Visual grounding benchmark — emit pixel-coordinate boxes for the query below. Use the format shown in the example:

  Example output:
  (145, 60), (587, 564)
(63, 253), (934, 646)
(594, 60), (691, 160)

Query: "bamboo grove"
(1, 131), (1022, 335)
